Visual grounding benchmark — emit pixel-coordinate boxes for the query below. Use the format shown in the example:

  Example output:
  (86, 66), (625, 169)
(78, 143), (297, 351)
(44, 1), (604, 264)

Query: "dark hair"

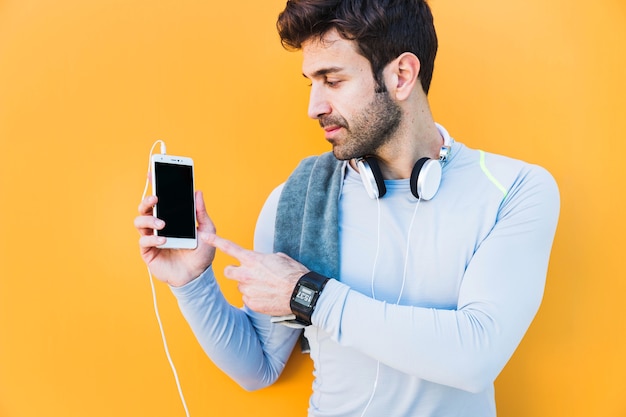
(277, 0), (438, 94)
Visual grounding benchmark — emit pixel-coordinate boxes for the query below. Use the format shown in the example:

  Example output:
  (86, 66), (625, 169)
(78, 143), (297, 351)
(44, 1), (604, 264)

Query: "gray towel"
(274, 152), (343, 279)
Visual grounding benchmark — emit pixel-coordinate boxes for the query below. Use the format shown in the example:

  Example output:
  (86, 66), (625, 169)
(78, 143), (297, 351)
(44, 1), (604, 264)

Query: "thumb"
(195, 190), (216, 233)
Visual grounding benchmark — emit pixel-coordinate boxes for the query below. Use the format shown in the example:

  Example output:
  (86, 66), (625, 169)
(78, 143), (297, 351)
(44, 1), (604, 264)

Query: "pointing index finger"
(204, 234), (254, 263)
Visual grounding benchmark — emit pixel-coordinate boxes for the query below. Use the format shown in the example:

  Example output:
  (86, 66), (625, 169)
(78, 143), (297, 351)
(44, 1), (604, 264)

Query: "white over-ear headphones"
(355, 131), (452, 201)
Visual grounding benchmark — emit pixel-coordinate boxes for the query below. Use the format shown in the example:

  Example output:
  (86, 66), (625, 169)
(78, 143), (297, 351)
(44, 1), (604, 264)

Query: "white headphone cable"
(369, 197), (382, 299)
(397, 197), (421, 304)
(361, 196), (382, 417)
(141, 140), (191, 417)
(360, 195), (421, 417)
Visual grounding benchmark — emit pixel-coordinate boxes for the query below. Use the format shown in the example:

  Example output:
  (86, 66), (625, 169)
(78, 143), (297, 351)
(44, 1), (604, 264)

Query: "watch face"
(294, 285), (315, 308)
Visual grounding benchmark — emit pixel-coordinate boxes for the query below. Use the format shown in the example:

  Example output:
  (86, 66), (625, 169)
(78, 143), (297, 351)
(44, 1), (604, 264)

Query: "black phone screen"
(154, 162), (195, 239)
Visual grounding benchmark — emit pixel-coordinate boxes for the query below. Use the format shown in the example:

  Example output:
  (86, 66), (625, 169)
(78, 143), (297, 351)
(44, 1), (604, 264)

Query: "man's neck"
(372, 116), (443, 180)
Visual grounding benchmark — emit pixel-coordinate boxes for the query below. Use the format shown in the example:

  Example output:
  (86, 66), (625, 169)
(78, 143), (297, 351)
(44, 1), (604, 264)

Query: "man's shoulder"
(454, 143), (554, 179)
(449, 142), (558, 200)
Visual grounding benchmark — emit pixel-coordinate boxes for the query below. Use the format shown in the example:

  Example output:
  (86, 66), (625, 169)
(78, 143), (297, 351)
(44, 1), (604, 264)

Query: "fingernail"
(155, 219), (165, 228)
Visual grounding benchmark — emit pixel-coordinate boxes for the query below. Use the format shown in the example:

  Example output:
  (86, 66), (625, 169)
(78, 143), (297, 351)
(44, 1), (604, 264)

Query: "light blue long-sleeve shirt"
(171, 128), (560, 416)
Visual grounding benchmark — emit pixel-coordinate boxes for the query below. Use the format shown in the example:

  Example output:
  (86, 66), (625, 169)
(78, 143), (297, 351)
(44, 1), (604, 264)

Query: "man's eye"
(326, 80), (341, 87)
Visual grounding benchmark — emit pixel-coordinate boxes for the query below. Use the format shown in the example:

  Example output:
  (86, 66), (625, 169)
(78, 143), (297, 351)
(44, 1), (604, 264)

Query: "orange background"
(1, 0), (625, 416)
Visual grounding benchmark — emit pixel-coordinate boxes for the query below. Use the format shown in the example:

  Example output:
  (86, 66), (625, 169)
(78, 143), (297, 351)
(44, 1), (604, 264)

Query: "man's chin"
(331, 147), (357, 161)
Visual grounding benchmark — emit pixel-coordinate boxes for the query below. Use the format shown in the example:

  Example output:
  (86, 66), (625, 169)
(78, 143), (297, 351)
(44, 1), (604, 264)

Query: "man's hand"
(204, 234), (309, 316)
(134, 190), (216, 287)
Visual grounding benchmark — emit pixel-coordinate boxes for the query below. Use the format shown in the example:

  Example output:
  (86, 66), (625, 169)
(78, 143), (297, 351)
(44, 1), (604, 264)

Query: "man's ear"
(387, 52), (421, 101)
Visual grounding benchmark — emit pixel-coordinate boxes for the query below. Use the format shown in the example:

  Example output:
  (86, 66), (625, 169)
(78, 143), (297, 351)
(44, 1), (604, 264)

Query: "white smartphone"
(151, 153), (197, 249)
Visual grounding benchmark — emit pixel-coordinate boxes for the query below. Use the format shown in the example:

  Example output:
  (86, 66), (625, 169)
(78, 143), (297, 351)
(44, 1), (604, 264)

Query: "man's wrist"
(290, 271), (330, 326)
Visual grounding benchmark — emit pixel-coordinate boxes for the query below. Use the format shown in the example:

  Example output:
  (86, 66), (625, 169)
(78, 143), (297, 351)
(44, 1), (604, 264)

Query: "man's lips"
(323, 125), (342, 139)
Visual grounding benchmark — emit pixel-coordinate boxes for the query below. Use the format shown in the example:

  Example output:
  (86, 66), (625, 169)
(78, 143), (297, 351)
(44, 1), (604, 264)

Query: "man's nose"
(307, 85), (332, 120)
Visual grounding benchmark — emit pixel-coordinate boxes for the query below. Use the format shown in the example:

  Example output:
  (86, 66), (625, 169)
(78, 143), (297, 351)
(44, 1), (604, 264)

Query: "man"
(135, 0), (560, 415)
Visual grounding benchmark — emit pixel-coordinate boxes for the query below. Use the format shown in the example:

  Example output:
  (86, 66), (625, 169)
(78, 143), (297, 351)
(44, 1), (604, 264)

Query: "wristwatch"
(290, 271), (330, 326)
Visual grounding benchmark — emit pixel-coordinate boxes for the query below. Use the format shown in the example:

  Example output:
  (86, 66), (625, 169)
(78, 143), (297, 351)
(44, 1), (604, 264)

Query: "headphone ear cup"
(357, 157), (387, 199)
(410, 157), (442, 200)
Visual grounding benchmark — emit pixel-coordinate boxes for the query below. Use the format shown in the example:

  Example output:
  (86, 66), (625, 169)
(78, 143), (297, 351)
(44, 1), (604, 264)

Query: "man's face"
(302, 29), (402, 160)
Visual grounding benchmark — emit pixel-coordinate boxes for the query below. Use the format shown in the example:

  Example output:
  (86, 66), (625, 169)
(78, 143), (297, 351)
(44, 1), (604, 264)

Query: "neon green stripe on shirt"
(479, 150), (508, 198)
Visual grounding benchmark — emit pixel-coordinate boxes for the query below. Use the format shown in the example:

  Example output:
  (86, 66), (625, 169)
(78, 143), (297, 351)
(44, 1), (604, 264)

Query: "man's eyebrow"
(302, 67), (344, 79)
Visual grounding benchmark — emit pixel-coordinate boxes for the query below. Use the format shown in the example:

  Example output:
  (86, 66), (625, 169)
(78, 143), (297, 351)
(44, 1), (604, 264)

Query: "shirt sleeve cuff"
(311, 278), (350, 331)
(169, 265), (215, 300)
